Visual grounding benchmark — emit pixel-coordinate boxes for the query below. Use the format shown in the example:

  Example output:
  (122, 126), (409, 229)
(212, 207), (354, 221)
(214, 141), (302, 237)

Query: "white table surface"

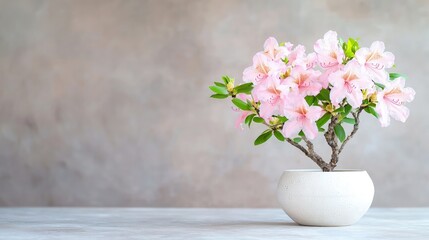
(0, 208), (428, 239)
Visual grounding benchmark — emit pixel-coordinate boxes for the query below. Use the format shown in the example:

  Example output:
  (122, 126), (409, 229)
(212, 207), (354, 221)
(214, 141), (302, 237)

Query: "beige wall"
(0, 0), (428, 207)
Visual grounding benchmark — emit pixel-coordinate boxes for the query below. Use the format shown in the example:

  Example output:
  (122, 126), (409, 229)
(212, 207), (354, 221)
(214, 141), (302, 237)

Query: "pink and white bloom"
(287, 45), (306, 68)
(285, 67), (322, 96)
(237, 31), (415, 136)
(243, 52), (274, 85)
(355, 41), (395, 84)
(263, 37), (290, 61)
(314, 30), (345, 87)
(253, 77), (289, 120)
(304, 52), (317, 70)
(328, 61), (373, 108)
(282, 96), (324, 140)
(375, 77), (415, 127)
(287, 45), (317, 70)
(243, 37), (291, 85)
(314, 31), (344, 68)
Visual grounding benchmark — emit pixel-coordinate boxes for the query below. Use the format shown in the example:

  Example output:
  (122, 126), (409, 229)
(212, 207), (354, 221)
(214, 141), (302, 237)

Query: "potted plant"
(209, 31), (415, 226)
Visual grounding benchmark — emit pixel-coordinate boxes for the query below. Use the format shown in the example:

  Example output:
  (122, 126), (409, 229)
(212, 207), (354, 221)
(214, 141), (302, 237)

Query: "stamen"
(306, 63), (314, 69)
(369, 62), (384, 70)
(320, 62), (337, 68)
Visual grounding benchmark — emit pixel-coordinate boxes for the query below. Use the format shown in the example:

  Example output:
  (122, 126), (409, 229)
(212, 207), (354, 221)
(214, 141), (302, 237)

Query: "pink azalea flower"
(288, 45), (306, 68)
(285, 67), (322, 96)
(375, 77), (415, 127)
(243, 52), (279, 85)
(304, 52), (317, 70)
(287, 45), (317, 70)
(314, 31), (345, 87)
(314, 31), (344, 67)
(263, 37), (290, 61)
(282, 96), (324, 140)
(355, 41), (395, 84)
(253, 76), (289, 120)
(328, 61), (373, 108)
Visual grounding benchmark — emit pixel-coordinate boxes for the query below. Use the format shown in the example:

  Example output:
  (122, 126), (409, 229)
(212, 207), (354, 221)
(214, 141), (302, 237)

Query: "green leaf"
(316, 113), (331, 128)
(254, 130), (273, 145)
(253, 117), (265, 123)
(234, 83), (253, 94)
(342, 117), (356, 124)
(374, 82), (385, 90)
(222, 76), (228, 84)
(305, 96), (317, 106)
(352, 44), (359, 52)
(222, 76), (233, 84)
(344, 38), (360, 59)
(209, 85), (228, 95)
(274, 130), (285, 141)
(244, 114), (256, 126)
(282, 57), (289, 64)
(364, 106), (379, 118)
(214, 82), (226, 87)
(334, 124), (346, 142)
(235, 82), (253, 89)
(232, 98), (251, 111)
(210, 94), (229, 99)
(334, 106), (345, 113)
(298, 131), (305, 137)
(293, 137), (302, 143)
(277, 116), (288, 123)
(343, 104), (352, 116)
(389, 73), (402, 80)
(316, 89), (330, 101)
(318, 127), (325, 132)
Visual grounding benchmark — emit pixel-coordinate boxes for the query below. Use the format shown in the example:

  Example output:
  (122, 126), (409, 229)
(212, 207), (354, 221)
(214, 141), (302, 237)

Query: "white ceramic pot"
(277, 169), (374, 226)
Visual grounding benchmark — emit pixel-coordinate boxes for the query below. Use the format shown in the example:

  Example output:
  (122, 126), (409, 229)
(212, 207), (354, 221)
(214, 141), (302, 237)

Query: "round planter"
(277, 169), (374, 226)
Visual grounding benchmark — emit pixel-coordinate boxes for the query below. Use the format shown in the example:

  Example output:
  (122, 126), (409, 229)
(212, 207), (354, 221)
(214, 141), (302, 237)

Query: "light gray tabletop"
(0, 208), (428, 239)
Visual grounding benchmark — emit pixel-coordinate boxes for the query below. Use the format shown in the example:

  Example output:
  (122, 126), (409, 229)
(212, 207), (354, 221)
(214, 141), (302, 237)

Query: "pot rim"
(283, 169), (366, 173)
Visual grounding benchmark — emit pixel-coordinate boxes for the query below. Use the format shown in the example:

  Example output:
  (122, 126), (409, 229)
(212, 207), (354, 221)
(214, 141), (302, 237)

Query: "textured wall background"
(0, 0), (428, 207)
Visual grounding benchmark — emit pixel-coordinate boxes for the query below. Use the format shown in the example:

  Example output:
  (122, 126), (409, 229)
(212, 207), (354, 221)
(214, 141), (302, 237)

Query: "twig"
(338, 108), (363, 154)
(248, 97), (330, 171)
(324, 115), (339, 170)
(285, 138), (309, 155)
(287, 137), (330, 171)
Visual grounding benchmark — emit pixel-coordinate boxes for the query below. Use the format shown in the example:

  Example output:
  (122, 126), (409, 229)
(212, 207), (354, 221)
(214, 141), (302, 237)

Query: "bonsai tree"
(209, 31), (415, 172)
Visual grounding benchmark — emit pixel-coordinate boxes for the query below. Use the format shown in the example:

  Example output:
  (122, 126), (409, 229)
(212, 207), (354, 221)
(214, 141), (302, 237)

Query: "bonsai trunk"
(285, 108), (363, 172)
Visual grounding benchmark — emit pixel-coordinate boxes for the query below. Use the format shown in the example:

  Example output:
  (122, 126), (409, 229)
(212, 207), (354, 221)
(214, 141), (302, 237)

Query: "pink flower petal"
(282, 119), (302, 138)
(302, 119), (318, 140)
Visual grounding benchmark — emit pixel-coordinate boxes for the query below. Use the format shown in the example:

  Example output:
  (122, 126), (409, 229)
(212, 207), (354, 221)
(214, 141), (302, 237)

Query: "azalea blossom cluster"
(209, 30), (415, 171)
(239, 31), (415, 140)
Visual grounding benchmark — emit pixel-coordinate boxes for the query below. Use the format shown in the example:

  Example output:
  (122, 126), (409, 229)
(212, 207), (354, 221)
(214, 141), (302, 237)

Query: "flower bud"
(362, 89), (368, 99)
(281, 68), (292, 79)
(325, 104), (334, 113)
(227, 82), (234, 92)
(270, 117), (279, 125)
(369, 93), (378, 103)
